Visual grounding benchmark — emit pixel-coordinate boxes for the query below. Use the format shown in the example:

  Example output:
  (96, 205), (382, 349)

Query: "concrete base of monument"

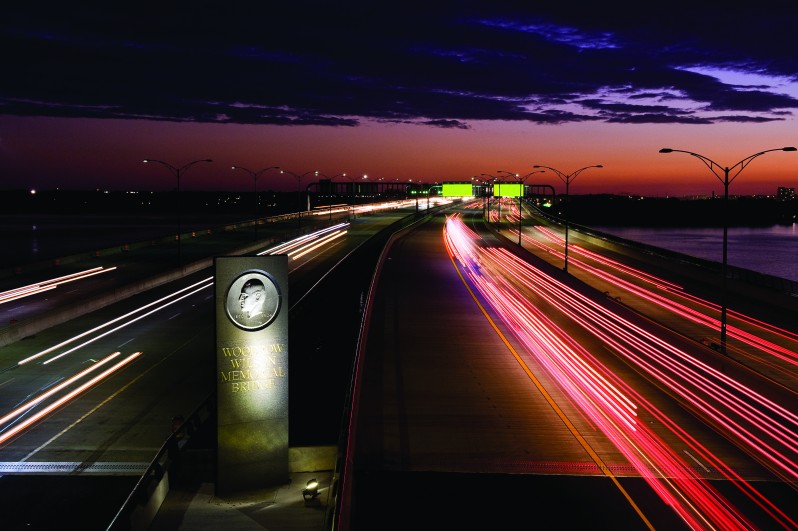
(148, 445), (338, 531)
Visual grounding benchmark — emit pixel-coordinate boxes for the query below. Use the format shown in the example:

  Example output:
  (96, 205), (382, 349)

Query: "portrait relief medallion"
(224, 269), (282, 331)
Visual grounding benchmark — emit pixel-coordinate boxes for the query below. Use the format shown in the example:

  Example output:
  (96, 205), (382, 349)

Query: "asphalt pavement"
(148, 461), (336, 531)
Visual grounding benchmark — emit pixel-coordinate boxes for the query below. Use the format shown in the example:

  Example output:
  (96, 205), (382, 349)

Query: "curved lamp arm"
(659, 147), (795, 186)
(533, 164), (602, 184)
(143, 158), (213, 176)
(231, 165), (280, 179)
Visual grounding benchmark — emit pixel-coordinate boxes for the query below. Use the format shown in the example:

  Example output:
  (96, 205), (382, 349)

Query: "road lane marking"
(448, 243), (655, 531)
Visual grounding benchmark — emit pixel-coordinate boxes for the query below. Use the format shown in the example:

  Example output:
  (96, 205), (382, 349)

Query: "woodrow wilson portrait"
(224, 270), (282, 331)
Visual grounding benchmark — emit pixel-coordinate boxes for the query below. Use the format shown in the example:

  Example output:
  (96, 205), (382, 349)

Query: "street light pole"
(353, 175), (367, 218)
(143, 158), (213, 261)
(231, 165), (280, 241)
(280, 170), (318, 228)
(471, 176), (487, 218)
(498, 169), (546, 246)
(481, 173), (499, 224)
(659, 146), (795, 354)
(533, 164), (602, 273)
(350, 177), (358, 219)
(410, 180), (419, 214)
(317, 172), (346, 220)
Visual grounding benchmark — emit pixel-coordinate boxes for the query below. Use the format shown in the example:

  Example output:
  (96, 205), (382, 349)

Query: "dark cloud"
(420, 119), (470, 129)
(2, 2), (796, 127)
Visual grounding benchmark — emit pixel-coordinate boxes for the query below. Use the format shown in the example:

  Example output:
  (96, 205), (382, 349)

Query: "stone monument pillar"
(215, 255), (289, 494)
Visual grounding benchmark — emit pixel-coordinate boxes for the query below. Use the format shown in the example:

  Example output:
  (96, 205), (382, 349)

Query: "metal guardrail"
(105, 202), (451, 531)
(574, 223), (798, 297)
(527, 205), (798, 297)
(106, 395), (215, 531)
(330, 204), (451, 530)
(0, 461), (149, 474)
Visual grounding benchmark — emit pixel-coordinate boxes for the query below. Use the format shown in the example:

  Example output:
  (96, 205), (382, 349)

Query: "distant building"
(777, 187), (795, 201)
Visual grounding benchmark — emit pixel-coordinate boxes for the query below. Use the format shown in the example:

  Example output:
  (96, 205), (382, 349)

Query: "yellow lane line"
(448, 244), (655, 531)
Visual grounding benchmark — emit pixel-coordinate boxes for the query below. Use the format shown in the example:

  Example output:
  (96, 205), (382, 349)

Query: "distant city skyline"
(7, 184), (796, 206)
(2, 4), (798, 196)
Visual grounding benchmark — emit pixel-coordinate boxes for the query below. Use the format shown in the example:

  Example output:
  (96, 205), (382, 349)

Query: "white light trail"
(0, 352), (142, 445)
(0, 266), (117, 305)
(0, 352), (122, 426)
(18, 277), (213, 365)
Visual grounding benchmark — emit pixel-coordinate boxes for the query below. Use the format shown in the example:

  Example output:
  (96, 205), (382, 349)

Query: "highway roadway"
(0, 203), (429, 530)
(0, 196), (795, 530)
(341, 202), (797, 530)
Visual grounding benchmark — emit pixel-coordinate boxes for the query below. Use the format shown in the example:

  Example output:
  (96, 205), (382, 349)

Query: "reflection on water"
(594, 224), (798, 283)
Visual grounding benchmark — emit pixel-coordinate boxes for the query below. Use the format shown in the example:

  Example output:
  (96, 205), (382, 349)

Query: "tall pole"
(318, 172), (346, 220)
(533, 164), (602, 272)
(496, 172), (519, 240)
(659, 146), (795, 354)
(481, 174), (499, 225)
(498, 169), (545, 246)
(280, 170), (318, 228)
(349, 179), (355, 219)
(231, 165), (280, 241)
(352, 174), (367, 219)
(472, 176), (487, 218)
(143, 158), (212, 261)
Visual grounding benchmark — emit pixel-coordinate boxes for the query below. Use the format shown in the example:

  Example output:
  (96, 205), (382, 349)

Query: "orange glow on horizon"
(3, 116), (796, 197)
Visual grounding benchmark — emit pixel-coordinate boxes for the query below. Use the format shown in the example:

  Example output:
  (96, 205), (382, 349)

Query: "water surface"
(594, 224), (798, 282)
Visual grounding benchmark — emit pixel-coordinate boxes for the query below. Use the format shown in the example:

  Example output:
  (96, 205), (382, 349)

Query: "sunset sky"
(2, 3), (797, 196)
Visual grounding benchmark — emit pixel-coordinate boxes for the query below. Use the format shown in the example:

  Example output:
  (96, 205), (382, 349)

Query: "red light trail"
(444, 214), (797, 529)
